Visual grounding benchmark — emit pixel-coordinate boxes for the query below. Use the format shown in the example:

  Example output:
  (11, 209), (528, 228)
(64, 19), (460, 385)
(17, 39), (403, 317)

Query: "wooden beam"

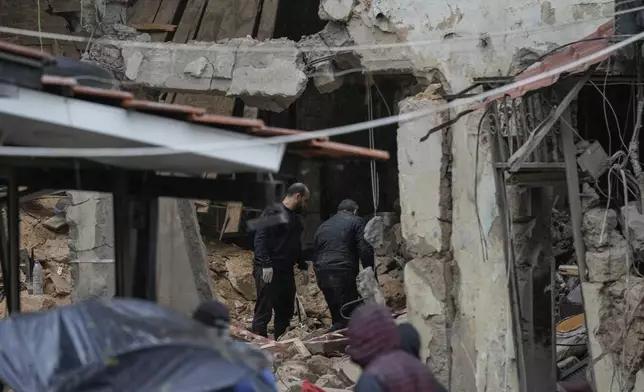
(129, 23), (177, 32)
(507, 72), (592, 173)
(560, 105), (587, 282)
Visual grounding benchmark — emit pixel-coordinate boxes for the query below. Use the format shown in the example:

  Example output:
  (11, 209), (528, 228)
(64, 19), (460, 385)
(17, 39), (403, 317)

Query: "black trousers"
(315, 269), (360, 332)
(251, 266), (296, 340)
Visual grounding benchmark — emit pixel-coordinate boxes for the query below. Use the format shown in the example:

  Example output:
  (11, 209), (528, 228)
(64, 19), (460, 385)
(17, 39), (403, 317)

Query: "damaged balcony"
(475, 20), (644, 390)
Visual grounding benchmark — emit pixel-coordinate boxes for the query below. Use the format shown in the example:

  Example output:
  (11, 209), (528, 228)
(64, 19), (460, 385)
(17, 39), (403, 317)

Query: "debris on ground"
(4, 195), (408, 390)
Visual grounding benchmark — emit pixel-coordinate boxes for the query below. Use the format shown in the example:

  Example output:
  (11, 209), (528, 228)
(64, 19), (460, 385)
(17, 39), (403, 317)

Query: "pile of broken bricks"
(229, 309), (408, 391)
(230, 326), (349, 359)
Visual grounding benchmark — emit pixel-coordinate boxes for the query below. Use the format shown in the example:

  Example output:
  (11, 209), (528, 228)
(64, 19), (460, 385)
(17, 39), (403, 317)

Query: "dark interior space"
(292, 74), (418, 221)
(576, 81), (636, 208)
(272, 0), (326, 40)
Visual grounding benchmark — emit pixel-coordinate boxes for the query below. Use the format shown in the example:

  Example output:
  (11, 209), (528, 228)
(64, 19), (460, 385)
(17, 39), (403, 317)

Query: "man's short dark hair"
(338, 199), (359, 212)
(286, 182), (308, 197)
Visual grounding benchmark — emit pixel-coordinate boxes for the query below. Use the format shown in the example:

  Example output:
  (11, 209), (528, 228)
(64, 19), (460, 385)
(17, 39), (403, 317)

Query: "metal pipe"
(6, 171), (20, 313)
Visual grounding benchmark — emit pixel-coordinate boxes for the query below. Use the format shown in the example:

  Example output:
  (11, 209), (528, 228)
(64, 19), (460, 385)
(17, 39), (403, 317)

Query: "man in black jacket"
(251, 183), (310, 340)
(313, 199), (374, 332)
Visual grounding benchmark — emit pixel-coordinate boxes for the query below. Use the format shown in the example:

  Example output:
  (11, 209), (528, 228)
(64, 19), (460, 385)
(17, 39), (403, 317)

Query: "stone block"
(318, 0), (355, 21)
(404, 257), (449, 386)
(356, 267), (385, 305)
(230, 38), (308, 112)
(586, 238), (629, 282)
(70, 259), (115, 302)
(582, 282), (623, 392)
(312, 62), (343, 93)
(225, 256), (256, 301)
(582, 207), (617, 249)
(621, 202), (644, 255)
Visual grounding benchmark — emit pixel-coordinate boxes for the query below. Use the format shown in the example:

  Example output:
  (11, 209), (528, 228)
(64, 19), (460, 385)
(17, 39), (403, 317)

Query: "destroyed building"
(5, 0), (644, 391)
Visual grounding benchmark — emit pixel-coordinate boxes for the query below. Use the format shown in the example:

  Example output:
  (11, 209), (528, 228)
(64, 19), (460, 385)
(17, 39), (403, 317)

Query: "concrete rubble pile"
(206, 218), (407, 391)
(578, 186), (644, 391)
(0, 195), (73, 316)
(0, 191), (407, 390)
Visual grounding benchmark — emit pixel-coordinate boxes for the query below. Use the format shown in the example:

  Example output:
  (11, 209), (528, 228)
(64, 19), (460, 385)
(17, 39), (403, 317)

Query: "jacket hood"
(346, 303), (400, 367)
(398, 323), (421, 359)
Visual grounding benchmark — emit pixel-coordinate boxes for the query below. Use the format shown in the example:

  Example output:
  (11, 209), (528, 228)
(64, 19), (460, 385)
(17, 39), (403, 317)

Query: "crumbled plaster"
(397, 84), (451, 255)
(319, 0), (356, 22)
(583, 204), (644, 391)
(540, 1), (557, 25)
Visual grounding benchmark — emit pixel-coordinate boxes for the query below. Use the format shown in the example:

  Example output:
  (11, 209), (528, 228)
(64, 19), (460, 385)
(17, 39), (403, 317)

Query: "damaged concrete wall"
(359, 0), (612, 390)
(67, 192), (214, 313)
(398, 81), (516, 391)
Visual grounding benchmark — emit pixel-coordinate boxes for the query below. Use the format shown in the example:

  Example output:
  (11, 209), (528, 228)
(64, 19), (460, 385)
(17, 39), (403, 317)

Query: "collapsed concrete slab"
(121, 37), (308, 112)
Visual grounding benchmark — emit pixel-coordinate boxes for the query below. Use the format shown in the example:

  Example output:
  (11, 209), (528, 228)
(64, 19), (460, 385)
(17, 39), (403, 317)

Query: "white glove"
(262, 267), (274, 283)
(301, 270), (309, 285)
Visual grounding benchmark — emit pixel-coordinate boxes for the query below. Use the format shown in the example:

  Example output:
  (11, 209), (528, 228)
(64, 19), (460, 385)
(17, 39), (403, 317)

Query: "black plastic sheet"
(0, 298), (273, 392)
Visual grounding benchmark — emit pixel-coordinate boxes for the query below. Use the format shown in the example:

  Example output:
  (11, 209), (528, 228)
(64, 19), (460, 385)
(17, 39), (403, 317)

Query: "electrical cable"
(366, 74), (380, 213)
(0, 4), (641, 55)
(475, 105), (491, 263)
(2, 29), (644, 158)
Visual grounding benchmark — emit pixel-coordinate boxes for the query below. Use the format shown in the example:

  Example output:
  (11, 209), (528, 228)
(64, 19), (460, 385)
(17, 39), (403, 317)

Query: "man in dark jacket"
(347, 303), (445, 392)
(251, 183), (310, 340)
(313, 199), (374, 332)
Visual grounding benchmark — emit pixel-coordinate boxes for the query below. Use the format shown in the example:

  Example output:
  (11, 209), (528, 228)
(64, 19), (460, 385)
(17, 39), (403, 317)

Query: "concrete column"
(398, 81), (518, 391)
(397, 85), (451, 256)
(398, 86), (453, 387)
(157, 198), (215, 314)
(67, 192), (214, 314)
(67, 191), (116, 302)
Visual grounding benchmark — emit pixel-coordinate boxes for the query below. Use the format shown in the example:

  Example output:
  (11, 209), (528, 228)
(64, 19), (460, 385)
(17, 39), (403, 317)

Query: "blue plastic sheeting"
(0, 298), (273, 392)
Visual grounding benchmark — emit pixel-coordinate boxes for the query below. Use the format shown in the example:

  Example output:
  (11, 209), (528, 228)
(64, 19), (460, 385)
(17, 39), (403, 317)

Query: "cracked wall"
(350, 0), (612, 390)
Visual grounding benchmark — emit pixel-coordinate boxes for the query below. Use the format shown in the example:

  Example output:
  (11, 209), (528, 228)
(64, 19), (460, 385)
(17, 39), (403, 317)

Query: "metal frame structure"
(0, 158), (288, 312)
(0, 39), (390, 315)
(482, 69), (597, 392)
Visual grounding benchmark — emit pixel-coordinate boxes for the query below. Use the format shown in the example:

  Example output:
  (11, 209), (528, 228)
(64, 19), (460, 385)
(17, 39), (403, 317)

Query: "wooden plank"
(128, 0), (162, 25)
(172, 0), (268, 114)
(561, 106), (587, 282)
(129, 23), (177, 32)
(172, 0), (208, 43)
(152, 0), (183, 41)
(222, 202), (242, 233)
(255, 0), (280, 40)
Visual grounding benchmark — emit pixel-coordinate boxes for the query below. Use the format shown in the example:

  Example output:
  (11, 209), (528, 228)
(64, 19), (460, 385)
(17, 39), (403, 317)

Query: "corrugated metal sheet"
(479, 21), (614, 107)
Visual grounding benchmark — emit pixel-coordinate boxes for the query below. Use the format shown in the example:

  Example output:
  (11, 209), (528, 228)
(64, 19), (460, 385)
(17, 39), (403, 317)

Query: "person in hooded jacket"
(347, 303), (446, 392)
(192, 300), (278, 392)
(397, 323), (421, 359)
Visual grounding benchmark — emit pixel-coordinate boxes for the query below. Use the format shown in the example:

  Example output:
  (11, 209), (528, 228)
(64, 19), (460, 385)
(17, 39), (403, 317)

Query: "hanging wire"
(1, 30), (644, 158)
(366, 74), (380, 213)
(1, 2), (642, 55)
